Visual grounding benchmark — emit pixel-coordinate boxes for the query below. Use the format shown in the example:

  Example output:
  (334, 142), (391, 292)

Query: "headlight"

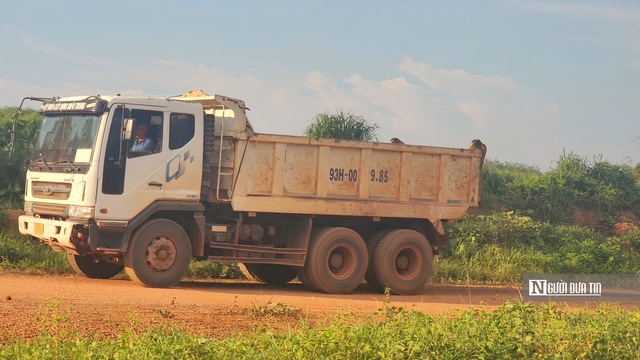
(67, 206), (94, 219)
(24, 201), (33, 214)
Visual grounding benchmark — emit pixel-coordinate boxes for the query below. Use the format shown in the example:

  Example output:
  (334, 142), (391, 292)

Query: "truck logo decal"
(166, 151), (195, 182)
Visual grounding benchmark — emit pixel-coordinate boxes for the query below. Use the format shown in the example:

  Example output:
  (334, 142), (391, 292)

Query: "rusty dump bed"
(230, 134), (486, 221)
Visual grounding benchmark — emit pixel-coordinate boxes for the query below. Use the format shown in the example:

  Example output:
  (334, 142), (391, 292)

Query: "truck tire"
(67, 254), (123, 279)
(297, 227), (327, 291)
(304, 227), (367, 294)
(296, 267), (316, 291)
(372, 229), (433, 295)
(365, 229), (394, 292)
(244, 264), (298, 284)
(124, 219), (191, 288)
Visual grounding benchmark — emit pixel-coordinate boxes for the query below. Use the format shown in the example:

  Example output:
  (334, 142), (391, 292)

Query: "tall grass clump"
(2, 302), (639, 359)
(303, 110), (379, 142)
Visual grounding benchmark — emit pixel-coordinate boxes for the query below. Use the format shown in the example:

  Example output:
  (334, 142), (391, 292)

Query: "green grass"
(0, 230), (70, 273)
(2, 302), (639, 359)
(188, 260), (244, 279)
(434, 245), (551, 284)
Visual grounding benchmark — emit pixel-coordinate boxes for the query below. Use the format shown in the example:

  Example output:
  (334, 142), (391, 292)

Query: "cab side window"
(128, 110), (163, 157)
(169, 113), (195, 150)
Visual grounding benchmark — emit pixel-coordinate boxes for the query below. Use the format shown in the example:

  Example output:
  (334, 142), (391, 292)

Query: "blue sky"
(1, 0), (639, 169)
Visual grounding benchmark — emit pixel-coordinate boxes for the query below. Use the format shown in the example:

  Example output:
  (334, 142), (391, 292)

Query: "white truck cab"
(21, 95), (204, 248)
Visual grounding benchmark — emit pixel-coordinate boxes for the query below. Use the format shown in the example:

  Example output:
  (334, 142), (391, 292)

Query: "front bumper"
(18, 215), (79, 251)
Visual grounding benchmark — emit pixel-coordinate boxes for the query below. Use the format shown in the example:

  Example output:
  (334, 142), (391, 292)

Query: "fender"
(89, 200), (205, 253)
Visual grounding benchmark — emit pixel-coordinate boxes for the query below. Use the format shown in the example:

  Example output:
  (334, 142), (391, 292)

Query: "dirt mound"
(179, 90), (210, 98)
(612, 222), (639, 236)
(620, 211), (639, 222)
(572, 208), (604, 229)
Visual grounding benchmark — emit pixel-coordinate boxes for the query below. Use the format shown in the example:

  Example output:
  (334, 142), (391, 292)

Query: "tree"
(0, 106), (43, 209)
(303, 110), (379, 142)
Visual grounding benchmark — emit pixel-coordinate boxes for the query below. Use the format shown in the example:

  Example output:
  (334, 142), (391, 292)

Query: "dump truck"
(17, 90), (486, 294)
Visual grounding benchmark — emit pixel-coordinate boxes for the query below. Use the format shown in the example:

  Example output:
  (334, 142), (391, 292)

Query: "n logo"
(529, 280), (547, 296)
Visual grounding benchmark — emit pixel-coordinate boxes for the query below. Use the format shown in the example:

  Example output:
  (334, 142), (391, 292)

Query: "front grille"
(32, 182), (72, 200)
(32, 202), (67, 216)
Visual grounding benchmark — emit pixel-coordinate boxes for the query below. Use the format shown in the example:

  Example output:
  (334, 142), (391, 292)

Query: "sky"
(1, 0), (639, 169)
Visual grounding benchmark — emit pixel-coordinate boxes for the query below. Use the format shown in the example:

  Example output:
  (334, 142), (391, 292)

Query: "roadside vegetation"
(481, 153), (640, 224)
(2, 301), (639, 359)
(436, 212), (640, 284)
(433, 154), (640, 283)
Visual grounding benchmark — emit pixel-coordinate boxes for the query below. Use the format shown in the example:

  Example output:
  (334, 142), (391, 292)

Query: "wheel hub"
(146, 237), (176, 272)
(395, 247), (421, 280)
(330, 253), (344, 268)
(396, 255), (409, 270)
(327, 245), (357, 280)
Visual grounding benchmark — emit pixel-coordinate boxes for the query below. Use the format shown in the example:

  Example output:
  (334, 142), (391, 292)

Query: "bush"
(482, 153), (640, 224)
(437, 212), (640, 284)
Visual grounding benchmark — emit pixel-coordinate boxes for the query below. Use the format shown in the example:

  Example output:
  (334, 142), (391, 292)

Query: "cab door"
(95, 106), (166, 221)
(162, 112), (202, 201)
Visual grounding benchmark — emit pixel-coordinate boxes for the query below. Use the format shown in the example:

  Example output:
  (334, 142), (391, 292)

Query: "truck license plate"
(34, 223), (44, 235)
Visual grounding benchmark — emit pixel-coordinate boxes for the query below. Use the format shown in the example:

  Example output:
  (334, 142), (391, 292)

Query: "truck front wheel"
(124, 219), (192, 288)
(372, 229), (433, 295)
(67, 254), (123, 279)
(304, 227), (367, 294)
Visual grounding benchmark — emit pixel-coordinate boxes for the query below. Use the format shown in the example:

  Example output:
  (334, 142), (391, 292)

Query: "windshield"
(31, 113), (102, 166)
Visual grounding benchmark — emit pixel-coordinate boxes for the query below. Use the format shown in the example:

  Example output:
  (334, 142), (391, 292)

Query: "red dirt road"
(7, 273), (618, 343)
(0, 273), (521, 342)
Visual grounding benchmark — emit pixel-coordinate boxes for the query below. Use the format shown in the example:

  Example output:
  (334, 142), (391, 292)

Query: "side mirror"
(123, 118), (136, 141)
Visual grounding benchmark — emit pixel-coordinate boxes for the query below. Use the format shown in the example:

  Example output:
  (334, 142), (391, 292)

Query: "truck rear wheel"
(365, 229), (394, 292)
(244, 264), (298, 284)
(67, 254), (123, 279)
(304, 227), (367, 294)
(372, 229), (433, 295)
(124, 219), (191, 288)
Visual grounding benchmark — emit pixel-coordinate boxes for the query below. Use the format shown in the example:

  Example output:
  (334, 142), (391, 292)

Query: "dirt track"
(0, 273), (528, 342)
(16, 272), (640, 344)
